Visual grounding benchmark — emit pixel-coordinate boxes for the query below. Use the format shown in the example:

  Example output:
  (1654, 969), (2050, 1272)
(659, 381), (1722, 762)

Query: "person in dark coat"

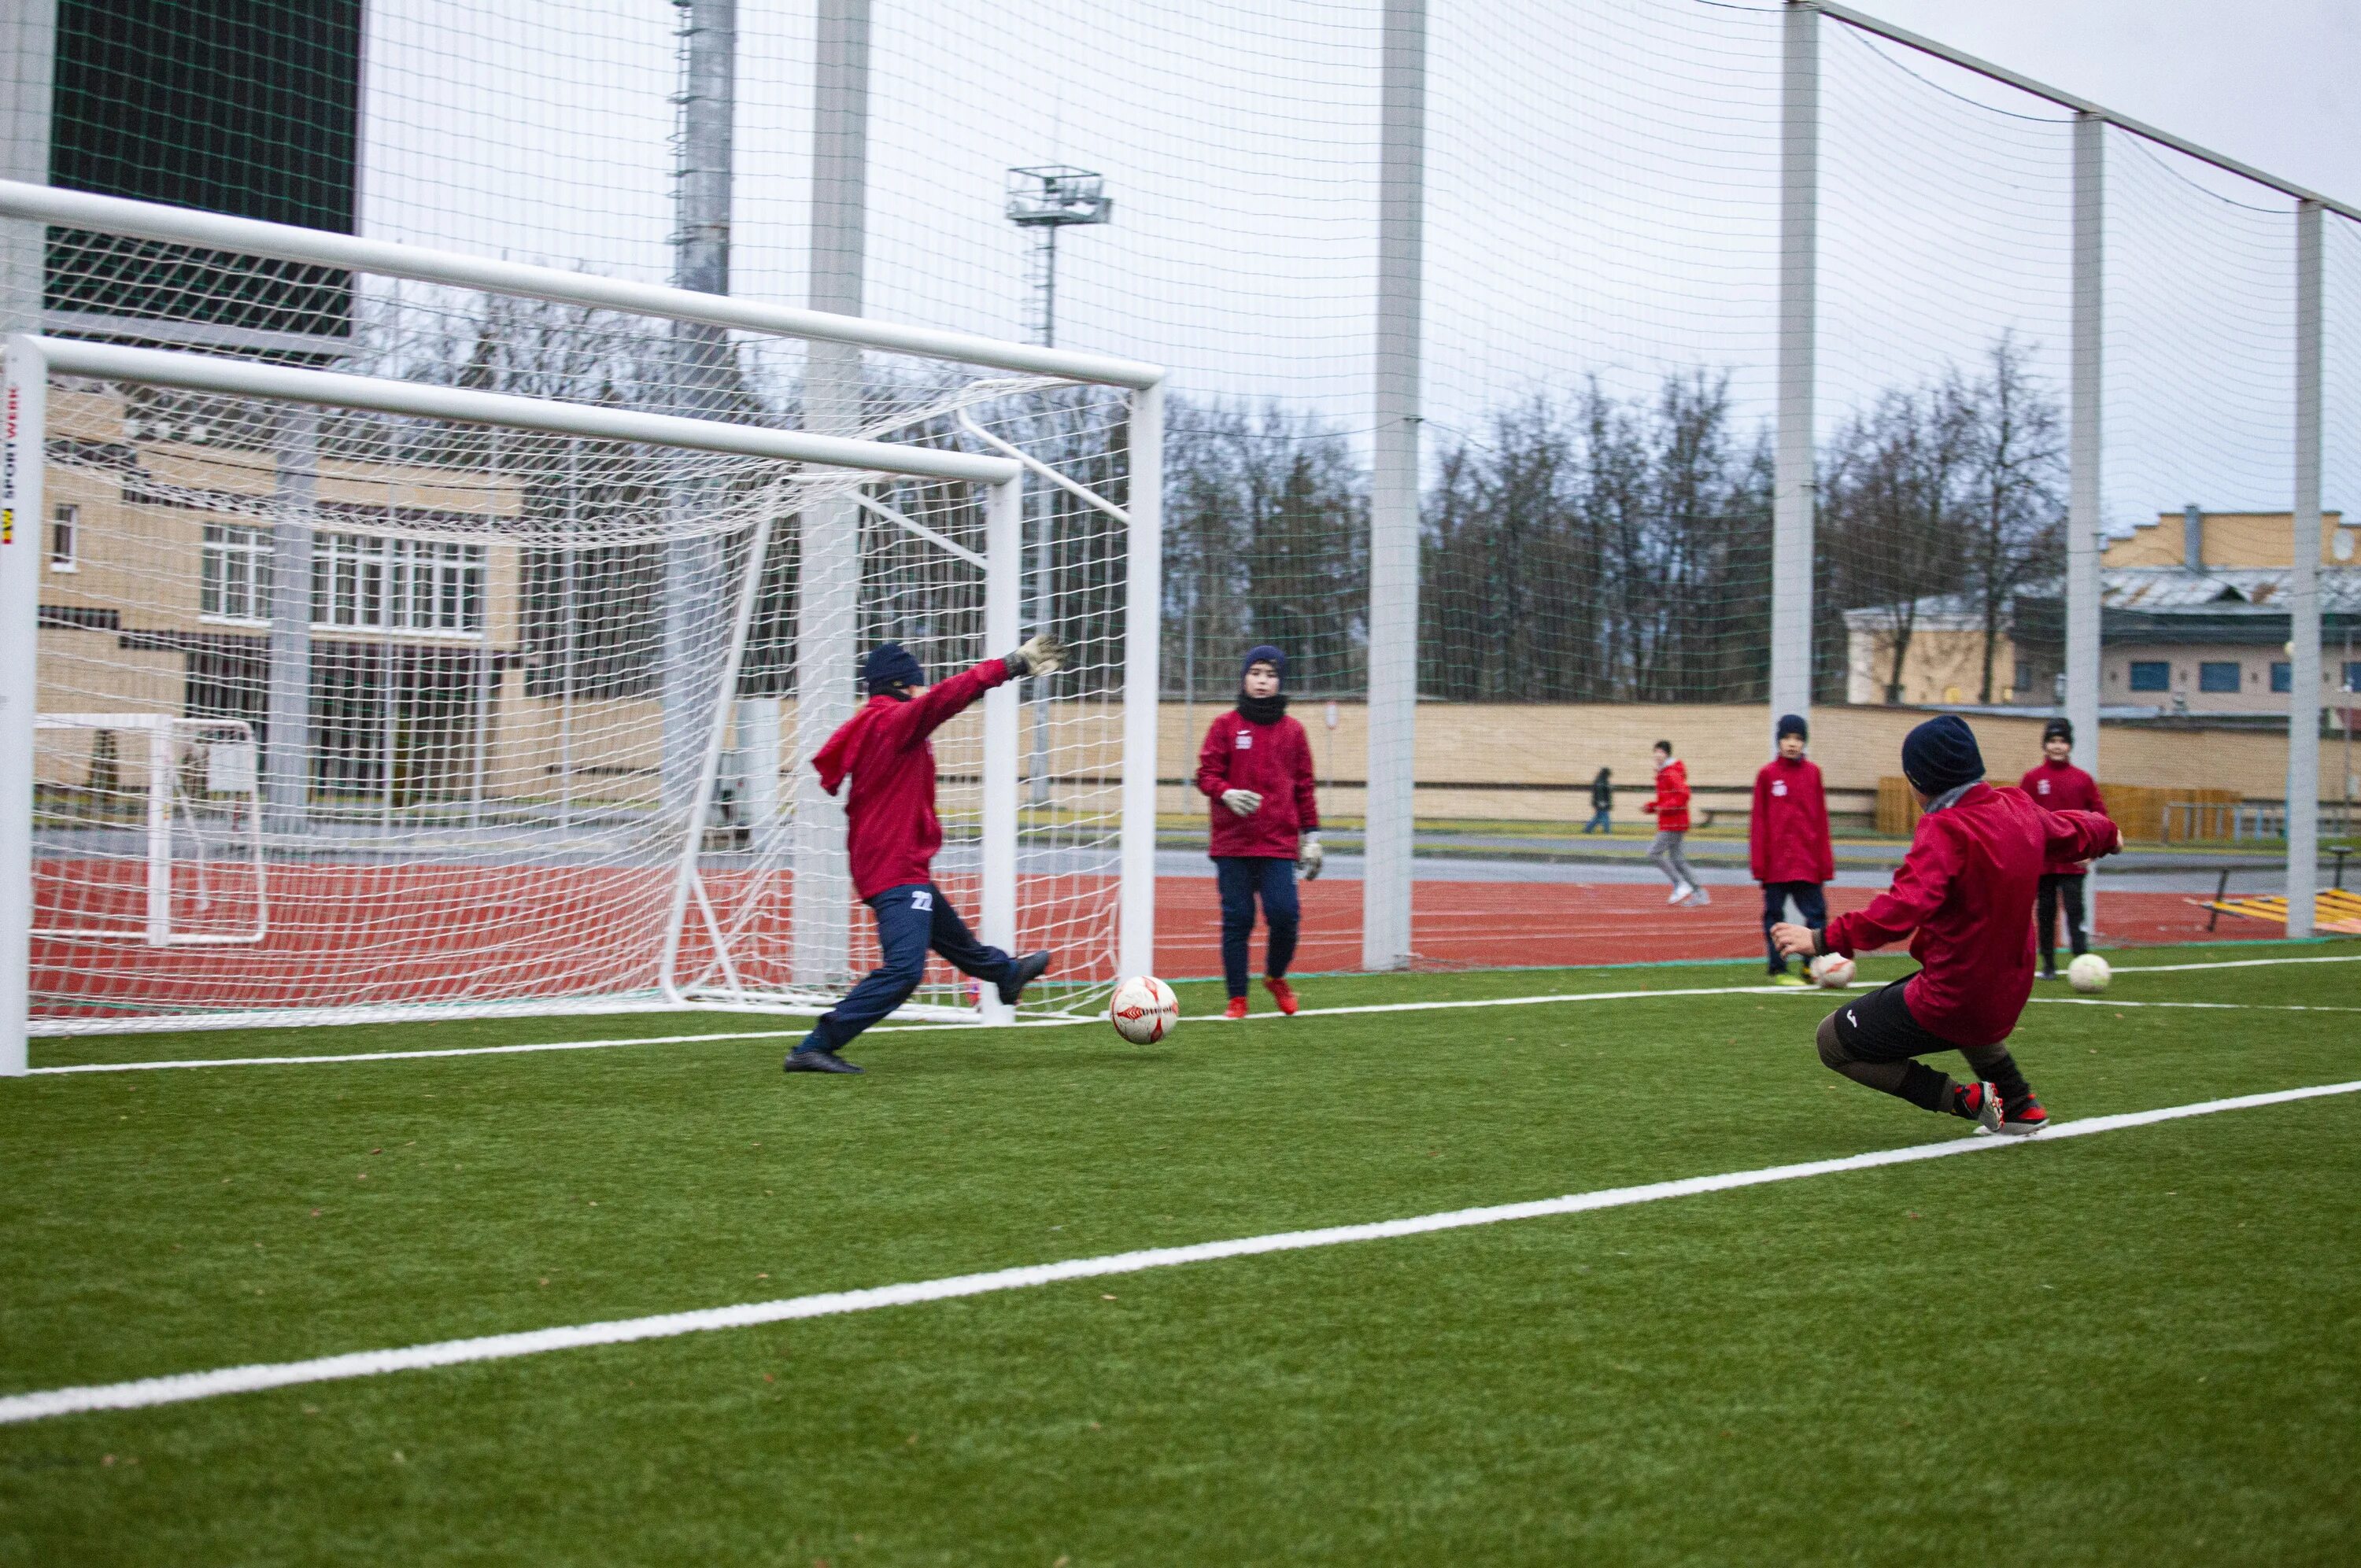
(1753, 714), (1834, 983)
(783, 636), (1063, 1074)
(1774, 715), (2120, 1135)
(1583, 768), (1613, 834)
(1195, 645), (1321, 1018)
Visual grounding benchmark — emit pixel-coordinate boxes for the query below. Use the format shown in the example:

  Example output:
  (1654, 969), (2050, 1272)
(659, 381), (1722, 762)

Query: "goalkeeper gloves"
(1220, 788), (1263, 817)
(1004, 633), (1067, 677)
(1297, 834), (1323, 880)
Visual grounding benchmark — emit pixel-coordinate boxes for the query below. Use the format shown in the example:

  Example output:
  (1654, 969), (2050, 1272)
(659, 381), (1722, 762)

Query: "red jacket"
(1195, 707), (1319, 859)
(1642, 759), (1690, 834)
(1823, 783), (2118, 1048)
(2019, 759), (2109, 874)
(1750, 754), (1834, 884)
(812, 657), (1011, 901)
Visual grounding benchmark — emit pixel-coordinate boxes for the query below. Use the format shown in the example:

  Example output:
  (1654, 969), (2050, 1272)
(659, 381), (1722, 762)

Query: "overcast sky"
(358, 0), (2361, 522)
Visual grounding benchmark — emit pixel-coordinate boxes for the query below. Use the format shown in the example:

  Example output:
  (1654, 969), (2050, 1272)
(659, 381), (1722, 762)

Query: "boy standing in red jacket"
(1643, 740), (1706, 906)
(1773, 715), (2120, 1134)
(783, 636), (1062, 1075)
(2019, 717), (2110, 980)
(1752, 714), (1834, 984)
(1195, 645), (1321, 1019)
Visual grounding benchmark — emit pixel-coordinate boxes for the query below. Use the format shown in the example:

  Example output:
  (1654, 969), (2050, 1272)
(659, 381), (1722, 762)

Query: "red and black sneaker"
(1948, 1079), (2004, 1135)
(1223, 996), (1250, 1020)
(2001, 1090), (2049, 1136)
(1264, 976), (1300, 1016)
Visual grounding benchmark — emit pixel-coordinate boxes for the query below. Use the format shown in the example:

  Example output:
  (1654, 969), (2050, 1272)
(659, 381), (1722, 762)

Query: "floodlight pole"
(1362, 0), (1425, 972)
(2288, 201), (2323, 939)
(793, 0), (870, 987)
(1770, 0), (1819, 744)
(2067, 111), (2104, 933)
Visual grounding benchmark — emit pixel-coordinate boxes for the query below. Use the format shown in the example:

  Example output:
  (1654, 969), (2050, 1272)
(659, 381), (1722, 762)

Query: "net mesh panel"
(28, 286), (1136, 1028)
(17, 0), (2361, 991)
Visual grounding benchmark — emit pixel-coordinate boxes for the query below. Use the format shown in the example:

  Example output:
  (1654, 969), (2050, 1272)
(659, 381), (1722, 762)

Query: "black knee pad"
(1816, 1012), (1853, 1072)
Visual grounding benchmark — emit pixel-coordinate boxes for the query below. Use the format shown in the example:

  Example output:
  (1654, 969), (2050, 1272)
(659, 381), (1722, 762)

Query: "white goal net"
(3, 196), (1162, 1044)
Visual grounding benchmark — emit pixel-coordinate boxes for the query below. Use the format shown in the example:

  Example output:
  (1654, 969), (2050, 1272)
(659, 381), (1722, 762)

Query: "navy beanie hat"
(863, 642), (926, 695)
(1901, 714), (1985, 794)
(1241, 644), (1286, 682)
(2042, 717), (2074, 745)
(1776, 712), (1809, 742)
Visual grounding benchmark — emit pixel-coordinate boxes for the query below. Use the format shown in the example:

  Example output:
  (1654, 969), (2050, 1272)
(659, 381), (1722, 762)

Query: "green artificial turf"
(2, 942), (2356, 1564)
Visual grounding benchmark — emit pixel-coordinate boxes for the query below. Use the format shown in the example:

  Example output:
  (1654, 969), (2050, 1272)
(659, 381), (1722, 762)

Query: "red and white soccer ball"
(1811, 953), (1857, 990)
(1109, 976), (1179, 1044)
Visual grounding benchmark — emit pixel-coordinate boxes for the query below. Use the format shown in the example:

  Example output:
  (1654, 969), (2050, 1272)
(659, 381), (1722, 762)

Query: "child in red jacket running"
(1773, 715), (2120, 1134)
(1643, 740), (1706, 906)
(2019, 717), (2111, 979)
(783, 636), (1063, 1075)
(1195, 645), (1321, 1018)
(1753, 714), (1834, 983)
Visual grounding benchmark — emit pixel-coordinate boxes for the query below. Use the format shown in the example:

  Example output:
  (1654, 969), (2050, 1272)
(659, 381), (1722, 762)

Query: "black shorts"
(1824, 978), (1956, 1064)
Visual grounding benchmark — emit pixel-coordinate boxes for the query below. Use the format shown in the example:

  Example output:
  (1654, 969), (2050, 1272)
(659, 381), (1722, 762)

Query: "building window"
(2128, 661), (2171, 692)
(48, 504), (78, 571)
(2345, 661), (2361, 694)
(312, 533), (486, 635)
(200, 524), (273, 621)
(2271, 662), (2293, 693)
(2199, 661), (2241, 694)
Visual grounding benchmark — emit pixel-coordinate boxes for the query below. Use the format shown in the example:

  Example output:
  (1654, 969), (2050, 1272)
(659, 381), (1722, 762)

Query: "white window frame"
(198, 522), (274, 625)
(47, 503), (76, 572)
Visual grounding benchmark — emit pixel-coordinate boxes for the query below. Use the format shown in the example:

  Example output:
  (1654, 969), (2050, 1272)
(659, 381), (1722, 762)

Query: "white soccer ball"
(1109, 976), (1179, 1044)
(1811, 953), (1857, 990)
(2067, 953), (2112, 994)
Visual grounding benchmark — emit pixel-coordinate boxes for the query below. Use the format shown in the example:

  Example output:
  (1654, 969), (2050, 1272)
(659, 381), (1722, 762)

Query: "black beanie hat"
(1241, 644), (1286, 682)
(1776, 712), (1809, 742)
(1901, 714), (1985, 795)
(863, 642), (926, 695)
(2042, 717), (2074, 745)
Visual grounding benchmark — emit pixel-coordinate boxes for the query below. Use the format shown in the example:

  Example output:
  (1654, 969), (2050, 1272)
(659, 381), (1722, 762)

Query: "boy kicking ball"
(1772, 715), (2121, 1135)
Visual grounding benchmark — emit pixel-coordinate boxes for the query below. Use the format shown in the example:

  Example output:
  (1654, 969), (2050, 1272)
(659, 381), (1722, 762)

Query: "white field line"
(2030, 998), (2361, 1013)
(29, 949), (2359, 1075)
(4, 1077), (2354, 1428)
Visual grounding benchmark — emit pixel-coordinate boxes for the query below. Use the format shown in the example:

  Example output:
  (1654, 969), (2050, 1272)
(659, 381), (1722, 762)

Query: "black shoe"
(2039, 967), (2059, 981)
(997, 950), (1051, 1006)
(783, 1048), (863, 1075)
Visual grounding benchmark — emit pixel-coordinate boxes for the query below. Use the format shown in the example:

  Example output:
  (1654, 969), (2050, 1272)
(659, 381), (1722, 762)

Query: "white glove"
(1220, 788), (1263, 818)
(1005, 633), (1067, 677)
(1297, 834), (1324, 881)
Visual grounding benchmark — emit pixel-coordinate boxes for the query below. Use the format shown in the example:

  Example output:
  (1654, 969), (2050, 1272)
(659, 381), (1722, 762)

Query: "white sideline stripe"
(2030, 998), (2361, 1013)
(4, 1078), (2355, 1427)
(29, 948), (2359, 1074)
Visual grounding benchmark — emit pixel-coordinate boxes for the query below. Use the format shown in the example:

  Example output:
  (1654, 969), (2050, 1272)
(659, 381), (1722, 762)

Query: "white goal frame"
(0, 179), (1167, 1072)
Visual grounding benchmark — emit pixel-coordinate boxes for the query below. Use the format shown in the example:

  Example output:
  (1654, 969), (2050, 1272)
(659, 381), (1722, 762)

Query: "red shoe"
(1948, 1079), (2003, 1135)
(1224, 996), (1250, 1020)
(1265, 976), (1299, 1016)
(2001, 1090), (2049, 1136)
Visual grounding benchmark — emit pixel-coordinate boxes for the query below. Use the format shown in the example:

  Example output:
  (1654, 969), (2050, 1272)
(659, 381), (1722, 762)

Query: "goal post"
(4, 274), (1161, 1060)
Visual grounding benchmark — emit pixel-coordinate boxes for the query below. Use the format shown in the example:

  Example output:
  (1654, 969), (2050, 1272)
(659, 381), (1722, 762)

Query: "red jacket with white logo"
(1750, 754), (1834, 884)
(812, 657), (1011, 901)
(1642, 759), (1691, 834)
(2018, 759), (2109, 874)
(1823, 782), (2118, 1047)
(1195, 707), (1319, 859)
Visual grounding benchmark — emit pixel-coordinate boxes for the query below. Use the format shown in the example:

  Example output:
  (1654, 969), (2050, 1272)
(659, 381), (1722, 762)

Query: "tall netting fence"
(9, 0), (2359, 1009)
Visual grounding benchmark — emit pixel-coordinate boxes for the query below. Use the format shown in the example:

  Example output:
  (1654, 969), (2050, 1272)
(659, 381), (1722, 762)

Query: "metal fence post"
(2288, 199), (2323, 939)
(1771, 0), (1820, 739)
(2069, 111), (2105, 932)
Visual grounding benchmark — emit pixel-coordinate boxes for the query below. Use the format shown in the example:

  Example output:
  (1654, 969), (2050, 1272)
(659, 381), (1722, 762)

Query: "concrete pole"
(1362, 0), (1424, 972)
(791, 0), (869, 987)
(2068, 112), (2104, 932)
(264, 406), (316, 833)
(2287, 200), (2323, 938)
(1770, 0), (1820, 740)
(0, 0), (54, 339)
(662, 0), (737, 827)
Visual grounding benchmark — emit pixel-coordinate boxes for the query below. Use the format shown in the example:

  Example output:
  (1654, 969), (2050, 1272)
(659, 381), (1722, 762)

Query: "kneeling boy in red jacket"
(1773, 715), (2120, 1134)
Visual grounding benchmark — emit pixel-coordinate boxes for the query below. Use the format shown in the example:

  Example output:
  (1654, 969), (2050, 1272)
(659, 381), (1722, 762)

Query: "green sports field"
(5, 943), (2358, 1565)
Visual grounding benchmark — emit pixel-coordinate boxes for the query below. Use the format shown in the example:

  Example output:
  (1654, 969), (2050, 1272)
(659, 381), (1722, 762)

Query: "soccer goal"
(0, 183), (1164, 1065)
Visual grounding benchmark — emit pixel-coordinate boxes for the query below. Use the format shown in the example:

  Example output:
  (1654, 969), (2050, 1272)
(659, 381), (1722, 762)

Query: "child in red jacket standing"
(2019, 717), (2110, 980)
(783, 636), (1062, 1075)
(1643, 740), (1705, 905)
(1752, 714), (1834, 983)
(1196, 645), (1321, 1019)
(1774, 715), (2120, 1134)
